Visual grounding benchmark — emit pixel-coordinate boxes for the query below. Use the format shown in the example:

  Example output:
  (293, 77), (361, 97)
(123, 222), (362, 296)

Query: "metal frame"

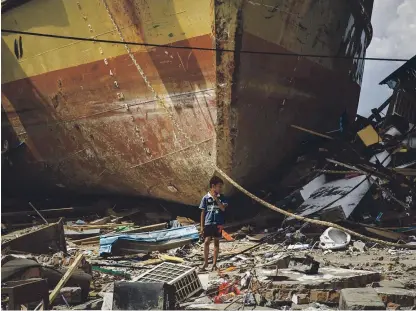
(135, 262), (202, 301)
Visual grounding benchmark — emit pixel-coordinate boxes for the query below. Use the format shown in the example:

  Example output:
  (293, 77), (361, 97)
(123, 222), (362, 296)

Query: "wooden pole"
(49, 254), (84, 304)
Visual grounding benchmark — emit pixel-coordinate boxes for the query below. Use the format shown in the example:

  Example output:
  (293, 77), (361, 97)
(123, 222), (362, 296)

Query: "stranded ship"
(1, 0), (373, 205)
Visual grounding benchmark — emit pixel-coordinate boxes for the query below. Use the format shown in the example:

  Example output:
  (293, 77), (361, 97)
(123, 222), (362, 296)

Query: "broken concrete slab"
(270, 268), (381, 289)
(378, 280), (407, 288)
(1, 220), (67, 254)
(339, 288), (385, 310)
(374, 287), (416, 307)
(288, 255), (320, 275)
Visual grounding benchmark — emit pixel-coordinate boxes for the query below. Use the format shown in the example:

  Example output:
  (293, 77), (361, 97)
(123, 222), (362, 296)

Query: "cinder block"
(339, 288), (385, 310)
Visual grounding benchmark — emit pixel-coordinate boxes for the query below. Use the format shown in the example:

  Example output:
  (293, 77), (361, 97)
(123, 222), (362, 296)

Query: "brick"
(339, 288), (385, 310)
(309, 289), (340, 304)
(374, 287), (416, 307)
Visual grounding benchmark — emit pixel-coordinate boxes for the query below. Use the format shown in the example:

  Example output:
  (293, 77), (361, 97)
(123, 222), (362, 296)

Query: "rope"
(215, 166), (416, 249)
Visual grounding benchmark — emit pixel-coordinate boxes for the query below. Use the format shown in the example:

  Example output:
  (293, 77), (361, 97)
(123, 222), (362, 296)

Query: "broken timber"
(49, 253), (84, 305)
(1, 219), (67, 254)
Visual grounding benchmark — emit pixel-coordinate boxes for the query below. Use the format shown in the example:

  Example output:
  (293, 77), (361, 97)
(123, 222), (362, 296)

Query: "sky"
(357, 0), (416, 116)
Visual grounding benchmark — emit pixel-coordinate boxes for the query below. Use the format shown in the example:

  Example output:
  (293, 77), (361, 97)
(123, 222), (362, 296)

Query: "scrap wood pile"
(274, 110), (416, 245)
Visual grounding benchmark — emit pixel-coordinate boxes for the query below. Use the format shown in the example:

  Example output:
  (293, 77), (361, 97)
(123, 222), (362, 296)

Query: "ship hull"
(1, 0), (373, 205)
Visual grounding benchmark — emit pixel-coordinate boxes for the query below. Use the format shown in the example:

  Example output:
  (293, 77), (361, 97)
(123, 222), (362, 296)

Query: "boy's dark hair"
(209, 176), (224, 188)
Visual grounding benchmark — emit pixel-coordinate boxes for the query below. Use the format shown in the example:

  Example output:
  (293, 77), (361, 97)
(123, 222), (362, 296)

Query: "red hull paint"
(2, 0), (373, 204)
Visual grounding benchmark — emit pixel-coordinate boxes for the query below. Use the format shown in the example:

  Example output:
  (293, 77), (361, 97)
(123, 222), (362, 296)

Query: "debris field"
(1, 57), (416, 310)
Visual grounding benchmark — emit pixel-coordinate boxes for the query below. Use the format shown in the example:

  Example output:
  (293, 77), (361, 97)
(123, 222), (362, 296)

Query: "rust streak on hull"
(1, 0), (374, 205)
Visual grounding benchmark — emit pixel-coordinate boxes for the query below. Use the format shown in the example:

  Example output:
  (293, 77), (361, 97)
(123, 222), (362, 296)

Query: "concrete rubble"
(1, 60), (416, 310)
(1, 210), (415, 310)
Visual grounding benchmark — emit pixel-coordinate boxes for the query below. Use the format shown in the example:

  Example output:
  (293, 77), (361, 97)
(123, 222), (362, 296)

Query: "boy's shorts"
(204, 224), (223, 239)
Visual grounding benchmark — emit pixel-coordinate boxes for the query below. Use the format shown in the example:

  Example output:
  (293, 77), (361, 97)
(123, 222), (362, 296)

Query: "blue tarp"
(99, 225), (199, 256)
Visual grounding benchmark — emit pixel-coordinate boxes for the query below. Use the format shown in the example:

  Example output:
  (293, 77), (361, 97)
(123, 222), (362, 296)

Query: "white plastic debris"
(319, 227), (351, 250)
(353, 240), (366, 252)
(287, 244), (309, 250)
(240, 271), (251, 288)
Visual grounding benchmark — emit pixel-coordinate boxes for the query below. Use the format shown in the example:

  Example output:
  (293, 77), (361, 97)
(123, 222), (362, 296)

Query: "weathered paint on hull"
(216, 0), (373, 194)
(1, 0), (373, 205)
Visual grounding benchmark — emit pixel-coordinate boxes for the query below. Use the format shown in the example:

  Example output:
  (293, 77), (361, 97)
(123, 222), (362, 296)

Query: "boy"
(199, 176), (228, 271)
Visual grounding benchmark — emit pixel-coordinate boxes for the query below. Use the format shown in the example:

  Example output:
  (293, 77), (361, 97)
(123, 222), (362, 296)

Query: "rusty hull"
(1, 0), (373, 205)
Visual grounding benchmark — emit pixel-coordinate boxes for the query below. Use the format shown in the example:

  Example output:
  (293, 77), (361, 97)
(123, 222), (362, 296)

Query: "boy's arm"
(215, 196), (228, 212)
(200, 210), (205, 232)
(199, 198), (206, 233)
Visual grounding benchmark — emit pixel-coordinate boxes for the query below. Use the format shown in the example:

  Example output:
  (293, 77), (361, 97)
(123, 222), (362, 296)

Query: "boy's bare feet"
(199, 265), (208, 272)
(211, 265), (218, 271)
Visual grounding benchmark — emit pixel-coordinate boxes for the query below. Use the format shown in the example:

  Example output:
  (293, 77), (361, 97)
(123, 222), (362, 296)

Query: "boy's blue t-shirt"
(199, 192), (228, 226)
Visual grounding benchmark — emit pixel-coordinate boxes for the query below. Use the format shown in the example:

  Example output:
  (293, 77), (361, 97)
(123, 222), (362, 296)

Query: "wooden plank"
(159, 254), (184, 263)
(71, 236), (101, 245)
(121, 223), (167, 234)
(90, 217), (111, 225)
(2, 207), (74, 218)
(177, 216), (196, 226)
(137, 258), (164, 267)
(393, 168), (416, 176)
(364, 227), (407, 241)
(291, 125), (334, 140)
(65, 223), (134, 229)
(49, 254), (84, 304)
(65, 229), (101, 239)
